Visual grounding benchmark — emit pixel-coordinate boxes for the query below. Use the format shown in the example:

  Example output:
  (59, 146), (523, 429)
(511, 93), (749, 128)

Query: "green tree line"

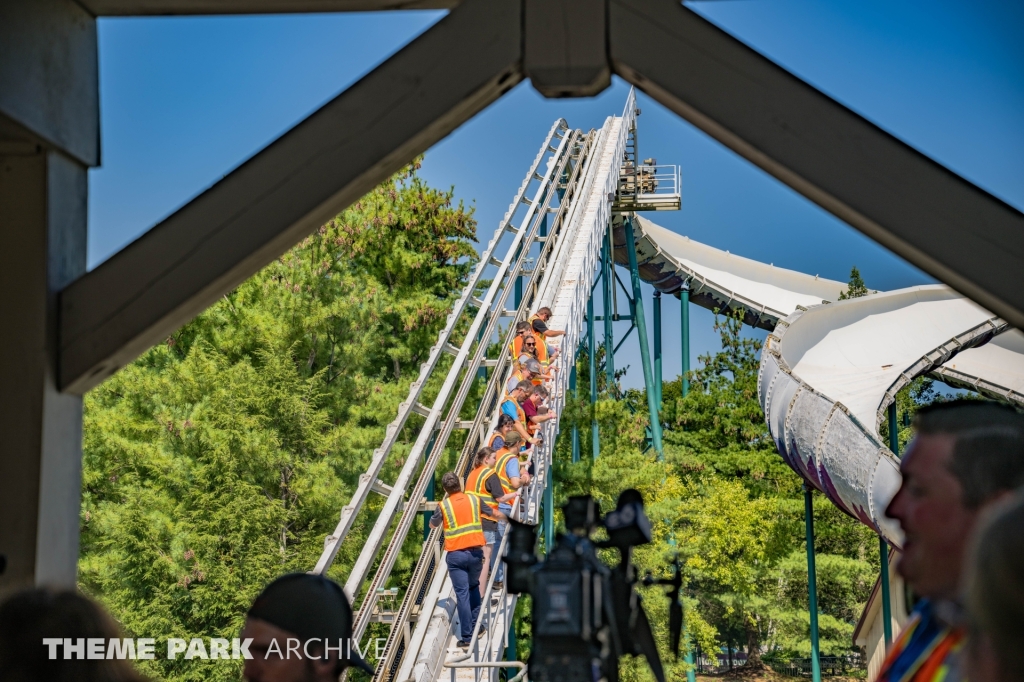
(80, 162), (478, 682)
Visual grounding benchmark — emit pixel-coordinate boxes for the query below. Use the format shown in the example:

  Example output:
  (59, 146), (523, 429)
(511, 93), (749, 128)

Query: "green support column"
(804, 484), (822, 682)
(880, 402), (899, 646)
(623, 218), (664, 459)
(653, 291), (663, 409)
(423, 431), (438, 541)
(506, 620), (517, 662)
(570, 364), (580, 463)
(680, 285), (690, 397)
(588, 295), (599, 460)
(544, 469), (554, 553)
(685, 635), (697, 682)
(601, 229), (615, 391)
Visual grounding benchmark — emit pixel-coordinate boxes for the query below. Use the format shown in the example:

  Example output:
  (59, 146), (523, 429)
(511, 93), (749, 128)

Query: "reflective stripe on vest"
(440, 493), (485, 551)
(466, 465), (499, 520)
(494, 450), (518, 495)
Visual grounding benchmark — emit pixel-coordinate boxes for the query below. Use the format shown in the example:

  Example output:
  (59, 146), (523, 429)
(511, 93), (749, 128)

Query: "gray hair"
(966, 492), (1024, 681)
(441, 472), (462, 494)
(914, 400), (1024, 508)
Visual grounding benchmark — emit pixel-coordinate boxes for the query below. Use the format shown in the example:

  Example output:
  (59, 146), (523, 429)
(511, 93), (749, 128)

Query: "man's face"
(240, 618), (336, 682)
(885, 433), (978, 600)
(529, 392), (542, 405)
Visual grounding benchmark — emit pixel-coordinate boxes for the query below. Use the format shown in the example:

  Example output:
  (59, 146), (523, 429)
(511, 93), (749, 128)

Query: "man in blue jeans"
(430, 472), (507, 648)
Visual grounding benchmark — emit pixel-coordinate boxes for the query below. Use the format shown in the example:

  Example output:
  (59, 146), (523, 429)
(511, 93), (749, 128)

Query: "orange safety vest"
(465, 465), (499, 521)
(494, 449), (519, 495)
(502, 393), (527, 426)
(509, 335), (525, 360)
(439, 493), (485, 551)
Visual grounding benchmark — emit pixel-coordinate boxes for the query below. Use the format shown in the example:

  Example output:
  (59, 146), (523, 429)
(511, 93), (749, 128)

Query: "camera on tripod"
(503, 489), (684, 682)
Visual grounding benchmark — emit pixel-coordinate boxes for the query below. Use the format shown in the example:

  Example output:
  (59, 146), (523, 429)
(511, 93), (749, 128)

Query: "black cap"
(247, 573), (373, 674)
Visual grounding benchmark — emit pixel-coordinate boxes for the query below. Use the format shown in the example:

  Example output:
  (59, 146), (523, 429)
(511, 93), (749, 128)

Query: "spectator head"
(497, 414), (515, 433)
(965, 492), (1024, 682)
(522, 336), (538, 354)
(513, 380), (533, 397)
(536, 307), (552, 320)
(516, 354), (534, 373)
(242, 573), (372, 682)
(885, 400), (1024, 600)
(503, 431), (523, 449)
(515, 321), (531, 335)
(0, 587), (146, 682)
(441, 472), (463, 494)
(531, 386), (548, 403)
(475, 446), (495, 468)
(523, 358), (542, 376)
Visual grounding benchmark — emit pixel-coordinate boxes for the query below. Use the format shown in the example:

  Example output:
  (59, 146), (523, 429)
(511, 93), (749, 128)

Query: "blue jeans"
(491, 503), (514, 582)
(447, 547), (483, 641)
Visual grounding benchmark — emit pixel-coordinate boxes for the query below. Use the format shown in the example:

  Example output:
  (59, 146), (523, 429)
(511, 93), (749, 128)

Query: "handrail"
(361, 128), (597, 682)
(312, 119), (568, 577)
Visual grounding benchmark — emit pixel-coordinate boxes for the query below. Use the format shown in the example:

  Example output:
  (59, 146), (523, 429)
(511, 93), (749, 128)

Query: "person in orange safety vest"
(430, 472), (506, 648)
(465, 447), (513, 597)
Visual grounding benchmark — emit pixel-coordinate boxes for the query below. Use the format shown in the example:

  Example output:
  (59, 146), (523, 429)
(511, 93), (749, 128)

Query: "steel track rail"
(312, 119), (568, 578)
(370, 130), (599, 682)
(341, 127), (580, 614)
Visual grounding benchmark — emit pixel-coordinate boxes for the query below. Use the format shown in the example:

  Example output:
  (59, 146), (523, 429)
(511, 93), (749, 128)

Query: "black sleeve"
(532, 318), (549, 334)
(485, 473), (504, 501)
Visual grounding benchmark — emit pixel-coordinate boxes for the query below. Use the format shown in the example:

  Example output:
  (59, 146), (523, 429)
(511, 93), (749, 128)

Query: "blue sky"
(90, 1), (1024, 390)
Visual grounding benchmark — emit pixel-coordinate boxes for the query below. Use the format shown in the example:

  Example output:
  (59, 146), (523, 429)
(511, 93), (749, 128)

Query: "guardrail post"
(623, 217), (664, 459)
(805, 484), (822, 682)
(588, 295), (599, 460)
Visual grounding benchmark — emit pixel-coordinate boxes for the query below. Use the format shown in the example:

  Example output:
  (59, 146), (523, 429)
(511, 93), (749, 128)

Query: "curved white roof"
(630, 220), (1022, 545)
(931, 329), (1024, 405)
(619, 215), (847, 329)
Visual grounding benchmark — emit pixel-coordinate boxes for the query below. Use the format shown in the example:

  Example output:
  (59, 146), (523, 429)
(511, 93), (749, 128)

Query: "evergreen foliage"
(838, 266), (869, 300)
(80, 161), (477, 681)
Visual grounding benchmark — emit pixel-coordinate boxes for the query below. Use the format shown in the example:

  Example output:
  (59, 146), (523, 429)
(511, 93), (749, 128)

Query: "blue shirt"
(504, 456), (520, 480)
(501, 399), (519, 422)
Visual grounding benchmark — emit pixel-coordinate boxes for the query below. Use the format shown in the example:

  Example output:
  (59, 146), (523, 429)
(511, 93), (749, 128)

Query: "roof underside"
(79, 0), (456, 15)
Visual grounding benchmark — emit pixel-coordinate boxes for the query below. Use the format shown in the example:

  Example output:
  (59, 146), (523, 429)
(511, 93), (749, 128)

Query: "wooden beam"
(78, 0), (456, 14)
(610, 0), (1024, 329)
(59, 0), (523, 394)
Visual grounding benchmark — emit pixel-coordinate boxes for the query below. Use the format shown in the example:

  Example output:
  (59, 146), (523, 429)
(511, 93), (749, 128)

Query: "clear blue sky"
(90, 1), (1024, 390)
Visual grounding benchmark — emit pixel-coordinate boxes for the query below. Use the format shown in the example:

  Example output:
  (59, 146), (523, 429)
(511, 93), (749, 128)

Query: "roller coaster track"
(316, 90), (637, 682)
(318, 84), (1023, 682)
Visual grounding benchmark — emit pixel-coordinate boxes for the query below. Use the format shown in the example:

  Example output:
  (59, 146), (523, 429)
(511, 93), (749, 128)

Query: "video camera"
(503, 490), (684, 682)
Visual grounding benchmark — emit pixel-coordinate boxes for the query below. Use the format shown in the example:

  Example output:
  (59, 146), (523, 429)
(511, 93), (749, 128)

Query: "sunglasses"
(524, 342), (536, 346)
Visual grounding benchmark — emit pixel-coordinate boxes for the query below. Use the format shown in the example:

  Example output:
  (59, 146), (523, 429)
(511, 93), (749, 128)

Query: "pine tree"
(838, 266), (869, 300)
(80, 160), (477, 682)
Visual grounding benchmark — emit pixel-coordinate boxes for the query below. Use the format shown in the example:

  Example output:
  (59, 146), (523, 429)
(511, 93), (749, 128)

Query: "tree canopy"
(80, 161), (477, 682)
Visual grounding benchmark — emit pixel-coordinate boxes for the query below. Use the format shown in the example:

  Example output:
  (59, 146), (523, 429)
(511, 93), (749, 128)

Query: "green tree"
(838, 266), (869, 300)
(80, 161), (477, 682)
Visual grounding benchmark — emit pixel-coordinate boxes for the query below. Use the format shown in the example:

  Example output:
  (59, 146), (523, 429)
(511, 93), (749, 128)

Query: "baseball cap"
(247, 573), (373, 674)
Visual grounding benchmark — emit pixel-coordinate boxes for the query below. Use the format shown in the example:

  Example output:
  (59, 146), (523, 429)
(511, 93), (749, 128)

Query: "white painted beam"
(58, 0), (523, 394)
(609, 0), (1024, 330)
(79, 0), (456, 14)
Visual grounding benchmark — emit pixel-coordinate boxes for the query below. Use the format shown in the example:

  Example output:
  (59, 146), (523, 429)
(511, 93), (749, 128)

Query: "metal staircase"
(313, 89), (663, 682)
